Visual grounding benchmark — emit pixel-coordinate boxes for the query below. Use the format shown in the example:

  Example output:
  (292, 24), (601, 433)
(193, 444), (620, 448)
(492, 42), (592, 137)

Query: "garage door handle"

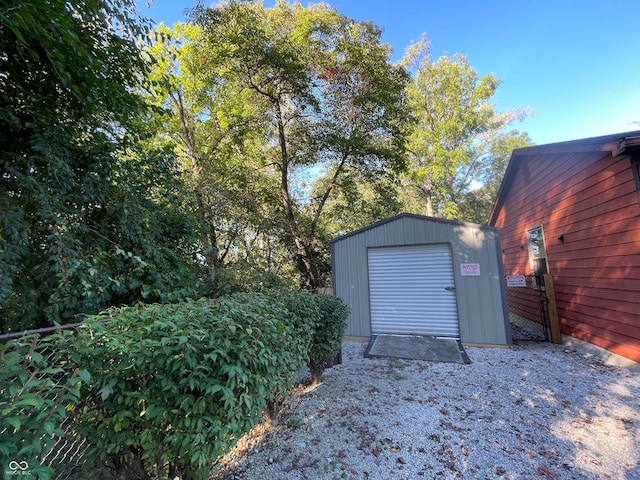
(444, 286), (455, 291)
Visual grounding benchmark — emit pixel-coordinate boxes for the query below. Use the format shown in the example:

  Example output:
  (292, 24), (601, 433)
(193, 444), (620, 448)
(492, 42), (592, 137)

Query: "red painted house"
(488, 130), (640, 363)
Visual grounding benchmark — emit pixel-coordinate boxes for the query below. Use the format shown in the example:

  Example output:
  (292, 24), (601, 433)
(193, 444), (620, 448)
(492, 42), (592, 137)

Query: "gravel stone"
(213, 341), (640, 480)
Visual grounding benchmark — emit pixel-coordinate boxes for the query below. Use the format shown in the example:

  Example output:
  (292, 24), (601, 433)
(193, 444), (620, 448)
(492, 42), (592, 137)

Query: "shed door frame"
(367, 243), (460, 338)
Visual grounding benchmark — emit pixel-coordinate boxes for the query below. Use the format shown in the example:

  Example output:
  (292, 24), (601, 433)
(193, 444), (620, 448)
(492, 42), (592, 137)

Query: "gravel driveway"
(213, 340), (640, 480)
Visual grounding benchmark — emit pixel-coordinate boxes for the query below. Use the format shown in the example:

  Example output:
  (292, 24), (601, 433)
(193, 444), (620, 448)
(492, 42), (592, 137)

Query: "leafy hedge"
(0, 290), (349, 480)
(0, 333), (85, 480)
(307, 294), (350, 384)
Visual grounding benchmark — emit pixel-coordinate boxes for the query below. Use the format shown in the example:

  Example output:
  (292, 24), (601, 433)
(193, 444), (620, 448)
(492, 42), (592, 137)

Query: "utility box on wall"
(330, 213), (512, 346)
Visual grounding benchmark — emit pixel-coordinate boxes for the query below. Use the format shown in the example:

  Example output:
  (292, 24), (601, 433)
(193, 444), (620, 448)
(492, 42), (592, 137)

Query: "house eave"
(618, 136), (640, 156)
(488, 129), (640, 226)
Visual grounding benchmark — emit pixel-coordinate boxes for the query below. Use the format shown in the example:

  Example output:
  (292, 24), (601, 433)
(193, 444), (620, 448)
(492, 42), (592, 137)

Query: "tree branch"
(168, 89), (197, 161)
(309, 154), (348, 241)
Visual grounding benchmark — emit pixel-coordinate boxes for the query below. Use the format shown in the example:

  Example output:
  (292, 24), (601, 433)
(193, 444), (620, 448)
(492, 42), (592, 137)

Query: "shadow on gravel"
(506, 340), (640, 479)
(212, 340), (640, 480)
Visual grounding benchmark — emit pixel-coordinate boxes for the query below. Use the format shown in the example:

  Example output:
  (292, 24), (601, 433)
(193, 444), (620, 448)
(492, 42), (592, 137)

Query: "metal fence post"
(543, 274), (563, 345)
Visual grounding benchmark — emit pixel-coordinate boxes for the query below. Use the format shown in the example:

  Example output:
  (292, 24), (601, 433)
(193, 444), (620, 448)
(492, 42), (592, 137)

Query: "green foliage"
(189, 1), (411, 288)
(401, 35), (530, 219)
(0, 0), (203, 332)
(0, 334), (84, 480)
(214, 260), (294, 296)
(223, 290), (319, 422)
(0, 290), (348, 479)
(144, 22), (285, 289)
(64, 298), (300, 478)
(307, 295), (350, 384)
(0, 290), (349, 479)
(313, 165), (404, 236)
(456, 130), (533, 222)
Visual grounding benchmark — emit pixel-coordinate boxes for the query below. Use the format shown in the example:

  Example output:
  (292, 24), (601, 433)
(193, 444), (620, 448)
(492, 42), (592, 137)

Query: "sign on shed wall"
(460, 263), (481, 276)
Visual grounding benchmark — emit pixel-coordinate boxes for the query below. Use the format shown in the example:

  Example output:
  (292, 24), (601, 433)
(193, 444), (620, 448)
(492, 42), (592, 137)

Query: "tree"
(145, 22), (289, 291)
(192, 0), (411, 289)
(400, 35), (530, 219)
(456, 130), (533, 222)
(0, 0), (202, 331)
(303, 166), (404, 284)
(314, 166), (404, 237)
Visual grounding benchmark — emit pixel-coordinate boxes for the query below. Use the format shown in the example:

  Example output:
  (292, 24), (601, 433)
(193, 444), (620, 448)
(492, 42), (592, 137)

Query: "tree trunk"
(425, 195), (433, 217)
(195, 193), (218, 285)
(424, 182), (434, 217)
(309, 157), (347, 241)
(273, 100), (323, 289)
(171, 88), (218, 284)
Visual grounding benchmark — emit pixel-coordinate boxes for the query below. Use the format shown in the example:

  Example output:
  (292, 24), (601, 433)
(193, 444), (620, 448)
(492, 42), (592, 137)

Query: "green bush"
(250, 290), (320, 421)
(68, 296), (315, 479)
(307, 295), (350, 384)
(0, 334), (84, 480)
(0, 290), (350, 479)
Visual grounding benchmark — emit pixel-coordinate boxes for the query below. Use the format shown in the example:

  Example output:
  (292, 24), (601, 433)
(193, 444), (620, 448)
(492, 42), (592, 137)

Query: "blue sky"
(138, 0), (640, 145)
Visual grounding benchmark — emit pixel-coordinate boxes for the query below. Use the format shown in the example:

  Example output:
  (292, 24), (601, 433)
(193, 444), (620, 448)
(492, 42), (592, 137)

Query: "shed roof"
(330, 212), (499, 245)
(487, 129), (640, 226)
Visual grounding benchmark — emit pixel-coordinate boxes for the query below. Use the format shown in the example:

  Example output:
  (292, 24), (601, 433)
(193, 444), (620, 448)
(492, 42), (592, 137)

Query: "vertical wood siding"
(493, 149), (640, 362)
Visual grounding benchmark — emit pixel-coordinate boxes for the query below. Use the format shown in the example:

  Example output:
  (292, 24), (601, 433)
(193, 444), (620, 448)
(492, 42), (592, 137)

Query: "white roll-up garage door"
(368, 244), (460, 338)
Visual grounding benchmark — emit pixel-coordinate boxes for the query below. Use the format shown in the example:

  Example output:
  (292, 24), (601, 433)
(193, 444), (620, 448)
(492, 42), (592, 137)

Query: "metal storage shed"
(330, 213), (512, 346)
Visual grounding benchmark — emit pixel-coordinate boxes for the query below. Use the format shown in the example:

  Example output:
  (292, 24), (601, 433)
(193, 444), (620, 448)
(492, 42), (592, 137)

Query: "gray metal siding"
(331, 214), (511, 345)
(332, 231), (372, 337)
(452, 226), (507, 344)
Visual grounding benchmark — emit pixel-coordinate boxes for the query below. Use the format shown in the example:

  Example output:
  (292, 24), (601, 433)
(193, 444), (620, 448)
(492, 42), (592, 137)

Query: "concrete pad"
(364, 334), (471, 364)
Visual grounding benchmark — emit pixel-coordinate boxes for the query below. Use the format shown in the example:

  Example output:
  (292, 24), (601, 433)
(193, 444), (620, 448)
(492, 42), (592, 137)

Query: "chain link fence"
(1, 325), (92, 479)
